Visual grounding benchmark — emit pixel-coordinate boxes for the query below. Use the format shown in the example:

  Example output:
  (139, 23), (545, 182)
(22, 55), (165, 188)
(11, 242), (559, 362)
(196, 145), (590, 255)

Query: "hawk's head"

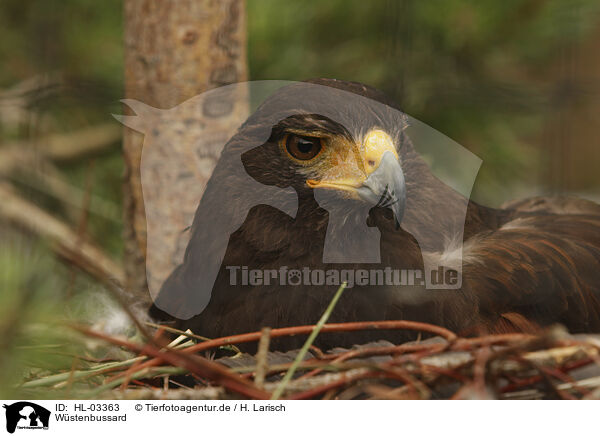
(240, 78), (410, 229)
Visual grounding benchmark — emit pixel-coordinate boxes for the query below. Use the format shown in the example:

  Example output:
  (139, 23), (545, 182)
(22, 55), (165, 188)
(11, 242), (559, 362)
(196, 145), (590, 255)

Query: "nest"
(20, 282), (600, 399)
(48, 320), (599, 400)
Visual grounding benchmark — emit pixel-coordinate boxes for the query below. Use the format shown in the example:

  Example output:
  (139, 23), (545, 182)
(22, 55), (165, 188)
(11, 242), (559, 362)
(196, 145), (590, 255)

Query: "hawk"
(150, 79), (600, 351)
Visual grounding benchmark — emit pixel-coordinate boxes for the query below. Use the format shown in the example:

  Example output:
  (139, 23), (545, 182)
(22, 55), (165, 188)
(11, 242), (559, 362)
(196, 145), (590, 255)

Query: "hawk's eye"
(285, 134), (322, 161)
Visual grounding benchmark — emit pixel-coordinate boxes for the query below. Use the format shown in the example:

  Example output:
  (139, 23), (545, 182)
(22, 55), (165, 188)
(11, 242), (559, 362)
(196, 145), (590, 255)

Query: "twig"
(135, 318), (458, 381)
(0, 124), (122, 174)
(72, 325), (271, 400)
(499, 357), (594, 394)
(143, 322), (241, 354)
(0, 183), (125, 287)
(9, 167), (120, 222)
(21, 357), (146, 388)
(0, 74), (62, 127)
(376, 363), (430, 399)
(298, 342), (447, 381)
(453, 333), (534, 350)
(183, 318), (457, 356)
(254, 328), (271, 389)
(86, 367), (185, 398)
(287, 369), (377, 400)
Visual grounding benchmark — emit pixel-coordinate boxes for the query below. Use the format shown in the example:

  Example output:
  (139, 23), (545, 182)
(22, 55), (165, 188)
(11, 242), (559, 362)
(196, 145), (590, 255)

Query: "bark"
(540, 24), (600, 194)
(123, 0), (248, 304)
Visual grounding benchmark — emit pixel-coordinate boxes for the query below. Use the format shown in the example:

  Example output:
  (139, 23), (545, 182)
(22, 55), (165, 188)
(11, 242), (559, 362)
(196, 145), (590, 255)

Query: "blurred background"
(1, 0), (599, 397)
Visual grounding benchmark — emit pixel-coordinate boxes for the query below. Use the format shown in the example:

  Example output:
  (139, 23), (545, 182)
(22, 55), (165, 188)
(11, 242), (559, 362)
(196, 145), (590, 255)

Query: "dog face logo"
(3, 402), (50, 433)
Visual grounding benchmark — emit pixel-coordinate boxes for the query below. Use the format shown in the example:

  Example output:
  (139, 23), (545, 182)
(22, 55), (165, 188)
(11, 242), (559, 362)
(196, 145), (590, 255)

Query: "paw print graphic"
(287, 269), (302, 286)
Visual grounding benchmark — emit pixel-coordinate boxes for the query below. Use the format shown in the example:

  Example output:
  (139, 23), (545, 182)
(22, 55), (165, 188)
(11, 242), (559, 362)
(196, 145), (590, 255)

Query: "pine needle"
(271, 282), (347, 400)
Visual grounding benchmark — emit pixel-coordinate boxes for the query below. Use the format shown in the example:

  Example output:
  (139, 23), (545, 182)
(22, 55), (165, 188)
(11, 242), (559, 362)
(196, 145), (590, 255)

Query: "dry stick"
(499, 357), (594, 394)
(42, 124), (122, 162)
(112, 323), (242, 384)
(73, 325), (271, 400)
(287, 370), (380, 400)
(10, 166), (121, 222)
(144, 322), (213, 342)
(187, 319), (457, 355)
(0, 74), (62, 128)
(286, 367), (433, 401)
(298, 342), (446, 381)
(66, 159), (95, 299)
(0, 123), (122, 174)
(377, 363), (430, 399)
(538, 365), (590, 398)
(457, 335), (596, 399)
(65, 356), (80, 396)
(364, 384), (414, 400)
(143, 322), (241, 354)
(254, 328), (271, 389)
(451, 338), (539, 399)
(128, 318), (458, 382)
(0, 124), (121, 240)
(229, 352), (449, 380)
(417, 363), (471, 383)
(330, 345), (458, 400)
(473, 347), (492, 397)
(111, 330), (199, 389)
(226, 343), (450, 379)
(21, 357), (147, 389)
(0, 73), (62, 104)
(86, 367), (185, 397)
(0, 183), (125, 287)
(515, 356), (575, 400)
(256, 332), (585, 399)
(229, 359), (358, 377)
(309, 345), (326, 360)
(321, 387), (339, 400)
(107, 328), (168, 388)
(452, 333), (534, 350)
(271, 283), (348, 400)
(0, 125), (121, 223)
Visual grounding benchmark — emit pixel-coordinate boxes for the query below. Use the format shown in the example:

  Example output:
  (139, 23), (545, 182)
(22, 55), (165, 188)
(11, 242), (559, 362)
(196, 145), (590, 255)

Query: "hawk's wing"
(502, 195), (600, 216)
(461, 213), (600, 334)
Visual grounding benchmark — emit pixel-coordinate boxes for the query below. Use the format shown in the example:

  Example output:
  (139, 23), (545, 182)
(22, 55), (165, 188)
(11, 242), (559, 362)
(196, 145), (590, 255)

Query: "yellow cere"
(304, 129), (398, 197)
(362, 129), (398, 175)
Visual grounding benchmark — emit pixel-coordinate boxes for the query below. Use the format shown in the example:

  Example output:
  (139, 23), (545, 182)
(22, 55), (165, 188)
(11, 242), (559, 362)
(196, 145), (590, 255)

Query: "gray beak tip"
(359, 151), (407, 229)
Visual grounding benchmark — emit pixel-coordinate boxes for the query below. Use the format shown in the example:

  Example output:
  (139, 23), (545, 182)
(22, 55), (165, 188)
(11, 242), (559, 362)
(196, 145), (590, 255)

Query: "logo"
(3, 402), (50, 434)
(117, 81), (482, 319)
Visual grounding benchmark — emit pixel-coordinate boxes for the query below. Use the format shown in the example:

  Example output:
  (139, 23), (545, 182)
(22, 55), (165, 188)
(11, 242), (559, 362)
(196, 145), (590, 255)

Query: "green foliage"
(248, 0), (600, 201)
(0, 0), (122, 87)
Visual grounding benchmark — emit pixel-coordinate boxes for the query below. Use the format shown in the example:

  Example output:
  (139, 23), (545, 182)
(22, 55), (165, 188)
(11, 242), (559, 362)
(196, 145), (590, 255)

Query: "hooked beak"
(306, 130), (407, 228)
(356, 151), (406, 229)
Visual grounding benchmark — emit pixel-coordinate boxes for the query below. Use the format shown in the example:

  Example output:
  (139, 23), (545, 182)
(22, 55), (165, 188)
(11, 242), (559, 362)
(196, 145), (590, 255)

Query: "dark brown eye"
(285, 134), (322, 161)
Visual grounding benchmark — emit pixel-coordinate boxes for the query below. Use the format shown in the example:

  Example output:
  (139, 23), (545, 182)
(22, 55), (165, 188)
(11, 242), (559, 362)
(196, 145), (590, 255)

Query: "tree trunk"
(122, 0), (248, 306)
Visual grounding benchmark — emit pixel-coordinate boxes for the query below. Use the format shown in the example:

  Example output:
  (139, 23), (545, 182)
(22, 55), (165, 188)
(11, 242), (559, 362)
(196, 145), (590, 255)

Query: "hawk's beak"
(306, 129), (406, 229)
(357, 151), (406, 229)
